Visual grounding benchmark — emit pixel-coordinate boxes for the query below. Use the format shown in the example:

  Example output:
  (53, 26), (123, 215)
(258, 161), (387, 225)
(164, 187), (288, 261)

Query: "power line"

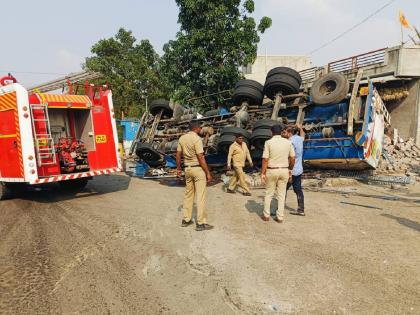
(307, 0), (397, 55)
(0, 70), (69, 76)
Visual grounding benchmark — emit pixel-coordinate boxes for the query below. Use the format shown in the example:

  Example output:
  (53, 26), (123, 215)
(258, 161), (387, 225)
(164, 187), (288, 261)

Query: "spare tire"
(149, 99), (173, 117)
(253, 119), (284, 131)
(310, 72), (350, 105)
(136, 143), (162, 162)
(221, 127), (250, 139)
(264, 75), (301, 99)
(266, 67), (302, 87)
(217, 134), (236, 153)
(232, 79), (264, 106)
(250, 128), (272, 150)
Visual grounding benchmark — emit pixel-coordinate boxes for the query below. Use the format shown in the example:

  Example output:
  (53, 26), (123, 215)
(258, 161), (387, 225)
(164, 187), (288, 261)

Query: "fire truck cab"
(0, 76), (121, 199)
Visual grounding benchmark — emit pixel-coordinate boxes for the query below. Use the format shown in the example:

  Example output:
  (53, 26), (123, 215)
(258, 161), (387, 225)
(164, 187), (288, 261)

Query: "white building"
(243, 55), (312, 84)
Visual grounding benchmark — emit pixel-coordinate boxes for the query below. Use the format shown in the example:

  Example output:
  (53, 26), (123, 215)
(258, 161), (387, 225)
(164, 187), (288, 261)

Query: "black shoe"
(195, 224), (214, 231)
(181, 219), (194, 227)
(226, 189), (236, 193)
(242, 192), (252, 196)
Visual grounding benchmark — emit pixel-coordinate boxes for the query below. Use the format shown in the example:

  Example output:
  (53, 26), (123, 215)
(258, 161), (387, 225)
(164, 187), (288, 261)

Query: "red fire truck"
(0, 75), (121, 199)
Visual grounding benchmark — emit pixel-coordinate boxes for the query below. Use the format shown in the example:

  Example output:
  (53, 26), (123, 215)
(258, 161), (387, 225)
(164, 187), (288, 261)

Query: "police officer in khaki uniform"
(176, 121), (214, 231)
(226, 134), (253, 196)
(261, 125), (295, 223)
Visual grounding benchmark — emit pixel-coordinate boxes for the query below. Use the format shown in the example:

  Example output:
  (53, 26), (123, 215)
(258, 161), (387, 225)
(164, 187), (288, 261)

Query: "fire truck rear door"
(0, 110), (21, 178)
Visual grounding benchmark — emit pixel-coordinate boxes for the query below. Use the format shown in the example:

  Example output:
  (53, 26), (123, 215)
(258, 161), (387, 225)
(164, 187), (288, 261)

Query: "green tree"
(162, 0), (271, 107)
(85, 28), (168, 118)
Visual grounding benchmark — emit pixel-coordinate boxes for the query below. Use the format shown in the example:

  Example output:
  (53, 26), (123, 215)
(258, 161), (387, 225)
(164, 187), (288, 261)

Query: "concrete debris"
(378, 133), (420, 179)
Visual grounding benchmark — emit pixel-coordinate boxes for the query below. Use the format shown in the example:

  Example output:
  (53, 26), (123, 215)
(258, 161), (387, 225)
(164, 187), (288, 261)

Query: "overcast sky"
(1, 0), (418, 87)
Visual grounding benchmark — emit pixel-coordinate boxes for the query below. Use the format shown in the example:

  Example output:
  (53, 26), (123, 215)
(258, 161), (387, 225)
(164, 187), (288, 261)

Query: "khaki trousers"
(183, 167), (207, 225)
(228, 166), (250, 193)
(263, 168), (289, 220)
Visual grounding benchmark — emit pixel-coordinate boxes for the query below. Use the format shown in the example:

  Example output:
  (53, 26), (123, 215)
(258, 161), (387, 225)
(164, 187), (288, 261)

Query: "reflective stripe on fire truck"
(30, 167), (119, 184)
(0, 84), (38, 182)
(15, 84), (39, 183)
(107, 92), (122, 170)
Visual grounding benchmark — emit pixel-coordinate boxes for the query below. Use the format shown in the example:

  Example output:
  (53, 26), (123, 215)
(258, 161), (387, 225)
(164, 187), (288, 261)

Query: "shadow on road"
(381, 214), (420, 232)
(14, 174), (131, 203)
(246, 196), (296, 217)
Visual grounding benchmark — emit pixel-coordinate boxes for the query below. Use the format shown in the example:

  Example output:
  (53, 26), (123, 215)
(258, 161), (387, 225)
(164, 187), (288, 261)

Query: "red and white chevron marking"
(31, 167), (120, 184)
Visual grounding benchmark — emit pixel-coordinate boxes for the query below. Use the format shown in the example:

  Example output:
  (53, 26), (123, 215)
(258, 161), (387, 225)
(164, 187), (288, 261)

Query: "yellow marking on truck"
(96, 135), (107, 143)
(37, 138), (48, 146)
(0, 133), (16, 139)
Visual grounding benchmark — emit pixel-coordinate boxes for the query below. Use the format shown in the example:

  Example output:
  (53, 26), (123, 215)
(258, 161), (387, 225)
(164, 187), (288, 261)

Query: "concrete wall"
(389, 79), (420, 144)
(244, 55), (312, 84)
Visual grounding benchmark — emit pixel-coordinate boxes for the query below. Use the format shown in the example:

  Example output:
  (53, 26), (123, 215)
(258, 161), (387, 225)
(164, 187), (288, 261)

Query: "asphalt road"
(0, 174), (419, 314)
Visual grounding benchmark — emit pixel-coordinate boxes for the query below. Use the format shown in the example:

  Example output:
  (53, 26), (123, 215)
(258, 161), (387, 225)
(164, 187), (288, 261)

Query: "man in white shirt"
(261, 125), (295, 223)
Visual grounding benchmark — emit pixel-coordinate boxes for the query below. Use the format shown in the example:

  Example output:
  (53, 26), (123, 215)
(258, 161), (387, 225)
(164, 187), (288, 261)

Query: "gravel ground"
(0, 174), (419, 314)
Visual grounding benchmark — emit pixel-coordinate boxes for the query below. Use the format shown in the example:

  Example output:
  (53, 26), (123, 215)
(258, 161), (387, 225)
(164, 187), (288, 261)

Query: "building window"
(242, 64), (253, 75)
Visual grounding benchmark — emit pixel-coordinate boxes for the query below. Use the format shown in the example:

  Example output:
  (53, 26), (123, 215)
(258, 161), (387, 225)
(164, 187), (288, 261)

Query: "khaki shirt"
(227, 141), (252, 168)
(262, 135), (295, 168)
(177, 131), (204, 166)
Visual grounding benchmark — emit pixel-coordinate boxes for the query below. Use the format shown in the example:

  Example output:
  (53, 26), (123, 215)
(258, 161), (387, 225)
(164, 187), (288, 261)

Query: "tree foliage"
(162, 0), (272, 105)
(85, 28), (168, 118)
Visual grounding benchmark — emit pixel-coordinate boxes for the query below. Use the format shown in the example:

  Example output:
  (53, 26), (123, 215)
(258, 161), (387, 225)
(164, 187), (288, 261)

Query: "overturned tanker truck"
(131, 67), (390, 175)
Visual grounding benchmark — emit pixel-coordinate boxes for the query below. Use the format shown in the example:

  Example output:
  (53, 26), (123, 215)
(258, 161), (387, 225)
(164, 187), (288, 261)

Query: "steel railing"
(328, 48), (387, 73)
(299, 67), (318, 81)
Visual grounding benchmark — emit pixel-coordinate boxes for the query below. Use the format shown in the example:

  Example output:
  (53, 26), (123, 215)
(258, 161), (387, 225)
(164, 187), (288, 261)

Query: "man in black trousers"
(285, 125), (305, 216)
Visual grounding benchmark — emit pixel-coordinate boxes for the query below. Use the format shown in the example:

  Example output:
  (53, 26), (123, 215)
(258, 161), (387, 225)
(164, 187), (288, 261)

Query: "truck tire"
(310, 72), (350, 105)
(251, 149), (264, 166)
(266, 67), (302, 87)
(264, 75), (301, 99)
(217, 134), (236, 153)
(0, 183), (13, 200)
(136, 143), (162, 162)
(253, 119), (284, 131)
(144, 159), (165, 167)
(221, 127), (250, 139)
(232, 79), (264, 106)
(250, 128), (272, 150)
(59, 178), (89, 191)
(149, 99), (173, 117)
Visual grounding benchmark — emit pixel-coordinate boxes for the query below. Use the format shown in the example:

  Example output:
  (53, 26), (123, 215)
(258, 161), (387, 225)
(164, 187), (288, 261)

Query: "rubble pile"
(378, 134), (420, 175)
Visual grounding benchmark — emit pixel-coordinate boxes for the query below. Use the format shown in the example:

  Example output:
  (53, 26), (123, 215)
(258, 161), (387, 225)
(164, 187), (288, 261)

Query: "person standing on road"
(176, 121), (214, 231)
(261, 125), (295, 223)
(226, 134), (253, 196)
(286, 125), (305, 216)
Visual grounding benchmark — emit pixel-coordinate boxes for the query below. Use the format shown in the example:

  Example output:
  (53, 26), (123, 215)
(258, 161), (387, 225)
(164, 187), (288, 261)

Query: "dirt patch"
(1, 174), (419, 314)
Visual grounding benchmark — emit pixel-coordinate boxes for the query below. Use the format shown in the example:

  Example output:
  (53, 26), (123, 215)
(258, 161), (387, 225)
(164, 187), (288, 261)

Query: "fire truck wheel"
(264, 75), (301, 99)
(310, 72), (350, 105)
(232, 79), (264, 106)
(149, 99), (173, 117)
(250, 128), (272, 150)
(0, 183), (13, 200)
(253, 119), (284, 131)
(221, 127), (251, 139)
(59, 179), (89, 191)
